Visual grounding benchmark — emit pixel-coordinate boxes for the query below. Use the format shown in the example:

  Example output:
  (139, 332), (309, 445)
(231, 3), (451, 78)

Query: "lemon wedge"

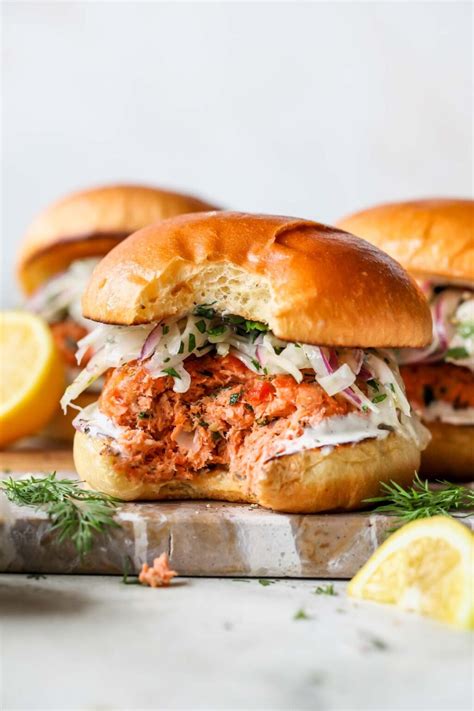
(0, 311), (65, 446)
(348, 516), (474, 628)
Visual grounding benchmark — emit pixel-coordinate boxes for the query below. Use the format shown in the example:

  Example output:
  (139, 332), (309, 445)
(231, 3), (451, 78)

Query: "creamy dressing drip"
(421, 401), (474, 426)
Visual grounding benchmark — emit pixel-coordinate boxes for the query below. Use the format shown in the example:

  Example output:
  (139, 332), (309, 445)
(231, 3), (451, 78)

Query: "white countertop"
(1, 575), (472, 710)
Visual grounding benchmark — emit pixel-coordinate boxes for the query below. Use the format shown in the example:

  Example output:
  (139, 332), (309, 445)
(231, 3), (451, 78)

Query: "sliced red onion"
(140, 324), (162, 360)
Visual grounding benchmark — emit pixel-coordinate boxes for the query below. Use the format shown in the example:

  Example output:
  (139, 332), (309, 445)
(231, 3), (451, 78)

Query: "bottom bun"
(420, 422), (474, 481)
(42, 392), (97, 442)
(74, 430), (421, 513)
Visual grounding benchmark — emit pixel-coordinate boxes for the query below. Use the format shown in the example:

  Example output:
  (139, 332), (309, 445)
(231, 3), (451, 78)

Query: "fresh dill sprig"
(1, 472), (121, 557)
(365, 473), (474, 526)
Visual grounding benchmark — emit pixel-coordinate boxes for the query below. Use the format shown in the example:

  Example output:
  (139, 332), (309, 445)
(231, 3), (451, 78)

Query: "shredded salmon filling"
(401, 363), (474, 411)
(51, 320), (90, 367)
(98, 354), (356, 483)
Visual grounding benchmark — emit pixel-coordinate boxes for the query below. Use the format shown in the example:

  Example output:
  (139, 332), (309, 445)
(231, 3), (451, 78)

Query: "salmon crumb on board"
(138, 553), (178, 588)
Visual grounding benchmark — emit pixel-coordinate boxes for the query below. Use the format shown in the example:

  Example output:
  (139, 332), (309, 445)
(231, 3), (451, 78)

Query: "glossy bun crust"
(18, 184), (218, 294)
(74, 430), (421, 513)
(82, 211), (432, 348)
(337, 199), (474, 284)
(421, 422), (474, 481)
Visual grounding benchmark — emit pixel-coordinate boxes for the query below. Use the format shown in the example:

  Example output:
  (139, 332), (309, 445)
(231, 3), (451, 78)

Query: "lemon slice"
(348, 516), (474, 628)
(0, 311), (65, 446)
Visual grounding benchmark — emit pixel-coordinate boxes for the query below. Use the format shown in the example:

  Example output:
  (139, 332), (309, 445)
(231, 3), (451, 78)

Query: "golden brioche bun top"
(337, 199), (474, 284)
(82, 211), (432, 348)
(18, 184), (218, 295)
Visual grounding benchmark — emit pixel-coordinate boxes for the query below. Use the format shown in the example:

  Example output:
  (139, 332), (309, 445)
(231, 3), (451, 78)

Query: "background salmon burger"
(338, 199), (473, 480)
(63, 211), (432, 513)
(17, 184), (218, 438)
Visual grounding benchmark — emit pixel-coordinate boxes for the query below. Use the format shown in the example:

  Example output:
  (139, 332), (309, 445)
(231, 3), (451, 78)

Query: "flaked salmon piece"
(401, 363), (474, 410)
(139, 553), (177, 587)
(99, 354), (355, 484)
(51, 319), (90, 367)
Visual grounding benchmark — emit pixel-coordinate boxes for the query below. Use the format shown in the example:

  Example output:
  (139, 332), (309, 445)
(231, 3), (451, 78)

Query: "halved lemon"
(348, 516), (474, 628)
(0, 311), (65, 447)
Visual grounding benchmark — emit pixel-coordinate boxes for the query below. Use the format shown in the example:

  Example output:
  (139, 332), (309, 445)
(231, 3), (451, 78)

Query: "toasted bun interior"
(336, 199), (474, 284)
(81, 211), (432, 348)
(74, 429), (421, 513)
(420, 422), (474, 481)
(18, 184), (218, 294)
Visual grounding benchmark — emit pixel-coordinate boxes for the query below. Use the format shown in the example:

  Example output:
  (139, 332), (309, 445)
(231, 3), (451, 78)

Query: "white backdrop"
(2, 1), (472, 306)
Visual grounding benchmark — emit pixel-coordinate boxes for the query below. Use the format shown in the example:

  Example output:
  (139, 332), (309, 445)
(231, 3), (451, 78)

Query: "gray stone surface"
(1, 471), (473, 577)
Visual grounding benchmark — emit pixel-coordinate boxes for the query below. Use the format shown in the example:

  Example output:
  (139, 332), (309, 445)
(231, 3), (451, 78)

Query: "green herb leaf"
(162, 367), (181, 379)
(138, 411), (150, 419)
(258, 579), (276, 586)
(314, 584), (337, 596)
(1, 473), (121, 558)
(372, 394), (387, 404)
(162, 324), (169, 335)
(178, 341), (184, 354)
(364, 472), (474, 527)
(251, 358), (261, 371)
(294, 608), (310, 620)
(194, 304), (216, 319)
(446, 347), (469, 360)
(208, 325), (226, 337)
(195, 320), (207, 334)
(188, 333), (196, 352)
(366, 378), (379, 391)
(229, 391), (242, 405)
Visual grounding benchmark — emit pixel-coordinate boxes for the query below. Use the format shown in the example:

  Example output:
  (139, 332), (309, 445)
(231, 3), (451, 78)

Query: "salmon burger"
(338, 199), (473, 480)
(62, 211), (432, 512)
(17, 184), (218, 437)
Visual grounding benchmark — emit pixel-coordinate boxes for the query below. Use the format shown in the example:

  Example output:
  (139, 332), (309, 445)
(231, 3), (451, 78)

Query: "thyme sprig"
(1, 473), (121, 557)
(365, 473), (474, 526)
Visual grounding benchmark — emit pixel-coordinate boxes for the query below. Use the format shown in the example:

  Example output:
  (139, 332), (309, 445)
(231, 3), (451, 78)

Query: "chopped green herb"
(251, 358), (261, 371)
(188, 333), (196, 352)
(27, 573), (47, 580)
(138, 411), (150, 419)
(178, 341), (184, 354)
(194, 304), (216, 319)
(294, 608), (310, 620)
(367, 378), (379, 391)
(195, 320), (207, 334)
(372, 394), (387, 404)
(274, 346), (284, 355)
(361, 405), (370, 413)
(208, 325), (226, 337)
(229, 391), (242, 405)
(244, 403), (254, 413)
(314, 584), (337, 596)
(446, 347), (469, 360)
(389, 383), (396, 393)
(258, 579), (276, 586)
(242, 320), (268, 334)
(162, 367), (181, 379)
(162, 324), (169, 335)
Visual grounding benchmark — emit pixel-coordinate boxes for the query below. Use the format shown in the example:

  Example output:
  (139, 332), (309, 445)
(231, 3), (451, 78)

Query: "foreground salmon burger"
(338, 199), (473, 480)
(17, 184), (217, 437)
(63, 211), (432, 512)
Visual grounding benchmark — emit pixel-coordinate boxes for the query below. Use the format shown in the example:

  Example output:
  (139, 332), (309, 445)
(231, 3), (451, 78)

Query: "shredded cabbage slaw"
(61, 307), (412, 442)
(398, 285), (474, 371)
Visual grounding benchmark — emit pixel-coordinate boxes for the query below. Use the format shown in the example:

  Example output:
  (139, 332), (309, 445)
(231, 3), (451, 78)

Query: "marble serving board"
(1, 448), (473, 578)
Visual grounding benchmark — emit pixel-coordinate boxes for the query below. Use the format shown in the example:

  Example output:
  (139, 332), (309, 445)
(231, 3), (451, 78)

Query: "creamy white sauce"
(421, 401), (474, 426)
(73, 402), (125, 444)
(271, 410), (429, 459)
